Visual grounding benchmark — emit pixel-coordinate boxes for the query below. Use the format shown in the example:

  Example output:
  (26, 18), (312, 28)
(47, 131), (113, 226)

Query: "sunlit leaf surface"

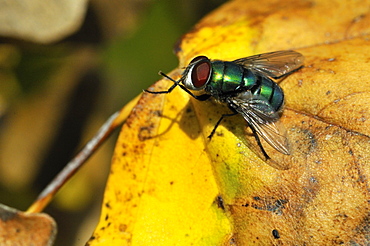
(89, 0), (370, 245)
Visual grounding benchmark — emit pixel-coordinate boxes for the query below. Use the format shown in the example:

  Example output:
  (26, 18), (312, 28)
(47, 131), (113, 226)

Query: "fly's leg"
(272, 65), (304, 80)
(208, 112), (238, 139)
(208, 111), (271, 160)
(226, 98), (271, 160)
(248, 124), (271, 160)
(144, 80), (178, 94)
(144, 71), (211, 101)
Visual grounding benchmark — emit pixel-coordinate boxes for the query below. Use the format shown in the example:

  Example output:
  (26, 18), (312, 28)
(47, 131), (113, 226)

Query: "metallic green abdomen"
(206, 60), (284, 111)
(255, 77), (284, 112)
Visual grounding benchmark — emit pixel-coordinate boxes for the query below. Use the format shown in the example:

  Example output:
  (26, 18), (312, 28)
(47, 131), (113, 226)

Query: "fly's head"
(181, 56), (212, 91)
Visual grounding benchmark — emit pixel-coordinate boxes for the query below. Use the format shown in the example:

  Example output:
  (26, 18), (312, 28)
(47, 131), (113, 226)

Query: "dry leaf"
(89, 0), (370, 245)
(0, 204), (56, 245)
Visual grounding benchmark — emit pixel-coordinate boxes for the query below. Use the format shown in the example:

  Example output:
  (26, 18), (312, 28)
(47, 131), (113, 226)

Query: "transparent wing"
(232, 50), (304, 79)
(229, 93), (291, 158)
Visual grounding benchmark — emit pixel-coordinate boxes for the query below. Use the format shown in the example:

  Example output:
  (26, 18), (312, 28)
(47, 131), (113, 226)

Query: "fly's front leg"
(144, 82), (178, 95)
(144, 71), (180, 94)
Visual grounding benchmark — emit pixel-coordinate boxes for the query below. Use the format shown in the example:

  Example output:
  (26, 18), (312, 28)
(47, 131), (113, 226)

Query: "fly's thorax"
(206, 61), (258, 95)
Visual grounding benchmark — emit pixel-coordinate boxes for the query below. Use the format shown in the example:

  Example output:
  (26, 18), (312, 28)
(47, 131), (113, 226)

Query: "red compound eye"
(190, 56), (211, 88)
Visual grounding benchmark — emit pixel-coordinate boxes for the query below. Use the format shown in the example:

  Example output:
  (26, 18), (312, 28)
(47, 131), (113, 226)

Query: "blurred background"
(0, 0), (226, 245)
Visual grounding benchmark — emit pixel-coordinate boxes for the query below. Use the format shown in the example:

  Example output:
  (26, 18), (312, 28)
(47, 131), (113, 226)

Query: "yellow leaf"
(89, 0), (370, 245)
(89, 84), (232, 245)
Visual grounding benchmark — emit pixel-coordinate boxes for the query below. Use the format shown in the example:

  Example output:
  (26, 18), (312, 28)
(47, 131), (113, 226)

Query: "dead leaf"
(0, 203), (56, 246)
(89, 0), (370, 245)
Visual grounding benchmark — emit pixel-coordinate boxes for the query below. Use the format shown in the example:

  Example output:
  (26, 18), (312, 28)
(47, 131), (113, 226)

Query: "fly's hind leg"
(248, 124), (271, 160)
(272, 65), (304, 80)
(208, 111), (271, 160)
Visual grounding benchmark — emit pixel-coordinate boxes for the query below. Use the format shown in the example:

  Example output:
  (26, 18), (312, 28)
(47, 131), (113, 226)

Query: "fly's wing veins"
(233, 50), (304, 79)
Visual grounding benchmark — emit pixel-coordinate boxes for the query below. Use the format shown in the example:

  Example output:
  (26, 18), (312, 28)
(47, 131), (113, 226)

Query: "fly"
(145, 50), (304, 165)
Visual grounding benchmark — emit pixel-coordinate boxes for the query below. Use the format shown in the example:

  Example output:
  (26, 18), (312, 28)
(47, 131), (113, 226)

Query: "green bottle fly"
(146, 50), (304, 167)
